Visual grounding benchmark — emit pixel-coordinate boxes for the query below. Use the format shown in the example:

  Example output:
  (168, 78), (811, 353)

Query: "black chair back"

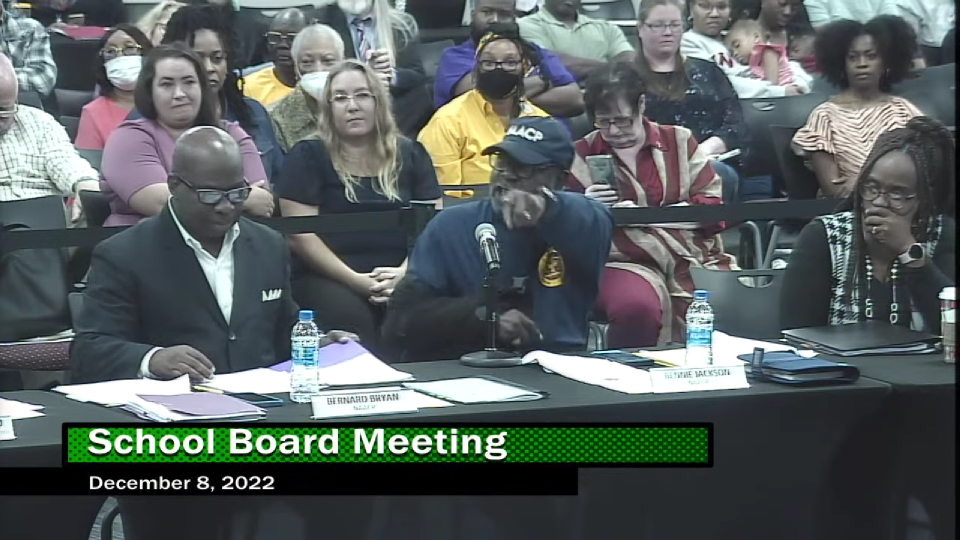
(78, 190), (111, 228)
(0, 195), (67, 230)
(896, 88), (956, 126)
(579, 0), (636, 20)
(690, 267), (787, 340)
(77, 149), (103, 171)
(893, 64), (956, 95)
(739, 93), (827, 185)
(406, 0), (466, 29)
(769, 125), (819, 200)
(50, 34), (100, 91)
(16, 90), (44, 111)
(55, 89), (95, 118)
(61, 116), (80, 143)
(569, 113), (594, 141)
(420, 39), (455, 80)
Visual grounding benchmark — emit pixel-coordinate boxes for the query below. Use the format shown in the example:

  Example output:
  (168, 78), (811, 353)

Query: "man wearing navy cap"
(383, 116), (614, 362)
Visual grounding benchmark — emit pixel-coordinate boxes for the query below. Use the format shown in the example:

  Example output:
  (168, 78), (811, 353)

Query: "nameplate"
(311, 387), (418, 419)
(0, 416), (15, 441)
(648, 364), (749, 393)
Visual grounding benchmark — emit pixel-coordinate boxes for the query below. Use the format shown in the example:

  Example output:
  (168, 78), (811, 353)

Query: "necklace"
(864, 256), (900, 325)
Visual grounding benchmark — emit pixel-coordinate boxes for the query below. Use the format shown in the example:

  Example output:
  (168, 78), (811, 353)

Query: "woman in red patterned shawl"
(568, 62), (737, 346)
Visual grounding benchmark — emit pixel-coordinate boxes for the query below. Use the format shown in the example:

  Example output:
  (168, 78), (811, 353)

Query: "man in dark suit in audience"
(72, 125), (351, 385)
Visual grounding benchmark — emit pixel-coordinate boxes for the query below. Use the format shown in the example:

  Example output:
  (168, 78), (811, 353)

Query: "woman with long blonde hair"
(274, 60), (441, 355)
(136, 0), (185, 46)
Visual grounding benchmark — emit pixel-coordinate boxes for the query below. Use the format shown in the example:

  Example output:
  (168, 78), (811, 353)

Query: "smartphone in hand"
(585, 155), (618, 197)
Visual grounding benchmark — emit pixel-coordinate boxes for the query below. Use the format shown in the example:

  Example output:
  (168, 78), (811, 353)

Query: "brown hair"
(635, 0), (691, 101)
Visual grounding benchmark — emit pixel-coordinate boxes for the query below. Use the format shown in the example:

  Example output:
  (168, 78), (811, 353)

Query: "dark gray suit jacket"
(71, 206), (298, 383)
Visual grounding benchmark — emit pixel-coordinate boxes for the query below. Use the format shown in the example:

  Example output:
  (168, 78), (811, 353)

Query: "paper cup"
(940, 287), (955, 364)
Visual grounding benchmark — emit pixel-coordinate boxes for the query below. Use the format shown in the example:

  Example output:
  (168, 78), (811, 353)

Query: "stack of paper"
(0, 397), (45, 420)
(124, 393), (265, 422)
(521, 350), (652, 394)
(638, 332), (816, 369)
(272, 341), (413, 386)
(53, 375), (193, 406)
(404, 378), (543, 404)
(205, 368), (293, 394)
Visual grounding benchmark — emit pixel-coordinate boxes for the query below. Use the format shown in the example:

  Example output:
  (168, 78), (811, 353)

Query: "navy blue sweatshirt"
(383, 192), (613, 362)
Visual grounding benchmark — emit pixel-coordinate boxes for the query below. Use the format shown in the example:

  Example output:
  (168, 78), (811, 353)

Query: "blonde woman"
(136, 0), (185, 46)
(274, 60), (441, 352)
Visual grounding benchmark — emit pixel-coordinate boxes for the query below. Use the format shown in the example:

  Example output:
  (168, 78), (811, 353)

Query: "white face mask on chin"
(299, 71), (329, 101)
(105, 55), (142, 91)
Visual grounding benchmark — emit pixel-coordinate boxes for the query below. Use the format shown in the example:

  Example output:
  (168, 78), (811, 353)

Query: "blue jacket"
(383, 192), (613, 361)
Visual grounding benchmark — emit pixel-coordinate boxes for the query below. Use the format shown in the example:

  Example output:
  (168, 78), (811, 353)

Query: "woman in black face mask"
(418, 25), (552, 198)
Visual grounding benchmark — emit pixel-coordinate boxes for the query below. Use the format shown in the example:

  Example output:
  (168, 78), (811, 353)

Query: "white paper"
(404, 378), (540, 404)
(522, 350), (652, 394)
(205, 368), (294, 395)
(639, 332), (812, 370)
(0, 398), (45, 420)
(409, 392), (454, 409)
(53, 375), (192, 406)
(317, 352), (413, 386)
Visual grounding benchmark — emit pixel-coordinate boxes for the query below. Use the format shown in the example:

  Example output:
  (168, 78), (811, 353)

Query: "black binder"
(782, 321), (939, 356)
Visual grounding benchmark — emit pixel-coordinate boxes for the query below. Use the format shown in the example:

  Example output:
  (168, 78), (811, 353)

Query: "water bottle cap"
(298, 310), (314, 320)
(694, 290), (708, 300)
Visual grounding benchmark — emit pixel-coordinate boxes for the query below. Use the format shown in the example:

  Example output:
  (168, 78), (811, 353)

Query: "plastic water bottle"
(290, 310), (322, 403)
(685, 290), (714, 366)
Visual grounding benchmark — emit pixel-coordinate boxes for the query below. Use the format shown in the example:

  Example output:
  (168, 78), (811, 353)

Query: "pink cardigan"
(100, 118), (267, 226)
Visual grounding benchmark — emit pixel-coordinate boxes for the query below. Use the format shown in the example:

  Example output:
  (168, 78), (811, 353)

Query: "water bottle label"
(687, 325), (712, 345)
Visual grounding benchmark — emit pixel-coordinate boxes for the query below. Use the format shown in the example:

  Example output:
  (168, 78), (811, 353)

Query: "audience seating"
(894, 64), (956, 95)
(55, 88), (93, 142)
(50, 34), (100, 91)
(897, 88), (956, 127)
(77, 148), (103, 172)
(579, 0), (636, 20)
(568, 113), (593, 141)
(78, 189), (111, 228)
(419, 39), (454, 82)
(739, 93), (828, 186)
(16, 90), (44, 111)
(690, 267), (787, 340)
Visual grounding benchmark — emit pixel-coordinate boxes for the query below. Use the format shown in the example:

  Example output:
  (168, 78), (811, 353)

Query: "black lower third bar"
(3, 464), (579, 496)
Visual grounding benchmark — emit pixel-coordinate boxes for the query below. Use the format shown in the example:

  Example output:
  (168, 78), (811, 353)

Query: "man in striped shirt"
(0, 1), (57, 96)
(0, 53), (97, 219)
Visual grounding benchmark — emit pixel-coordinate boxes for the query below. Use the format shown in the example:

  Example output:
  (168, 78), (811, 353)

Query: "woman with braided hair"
(781, 116), (955, 333)
(162, 3), (283, 181)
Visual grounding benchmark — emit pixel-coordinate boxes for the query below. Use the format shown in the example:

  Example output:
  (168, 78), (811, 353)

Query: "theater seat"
(568, 113), (594, 141)
(420, 39), (454, 81)
(0, 342), (71, 372)
(763, 125), (820, 268)
(16, 90), (44, 111)
(739, 94), (827, 188)
(690, 267), (786, 340)
(79, 190), (111, 228)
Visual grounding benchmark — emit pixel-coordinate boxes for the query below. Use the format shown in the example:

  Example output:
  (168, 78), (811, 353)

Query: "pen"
(192, 385), (223, 394)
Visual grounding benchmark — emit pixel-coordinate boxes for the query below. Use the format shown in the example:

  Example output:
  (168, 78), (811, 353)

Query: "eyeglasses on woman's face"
(642, 21), (684, 34)
(330, 90), (376, 108)
(478, 59), (521, 72)
(859, 180), (917, 210)
(101, 45), (143, 61)
(594, 116), (635, 130)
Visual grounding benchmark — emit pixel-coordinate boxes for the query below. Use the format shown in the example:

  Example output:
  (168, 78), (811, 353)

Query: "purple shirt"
(100, 119), (268, 227)
(432, 39), (578, 109)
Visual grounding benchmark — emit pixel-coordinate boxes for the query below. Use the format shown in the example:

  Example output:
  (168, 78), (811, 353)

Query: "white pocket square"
(262, 289), (282, 302)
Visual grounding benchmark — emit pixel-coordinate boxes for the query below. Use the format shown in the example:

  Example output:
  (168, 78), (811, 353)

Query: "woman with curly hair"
(782, 116), (955, 333)
(792, 15), (923, 199)
(162, 3), (283, 181)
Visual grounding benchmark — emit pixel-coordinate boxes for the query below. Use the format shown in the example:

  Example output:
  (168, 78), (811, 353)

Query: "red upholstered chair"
(0, 341), (71, 372)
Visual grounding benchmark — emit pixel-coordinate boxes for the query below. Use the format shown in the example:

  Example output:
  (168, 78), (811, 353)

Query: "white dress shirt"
(138, 202), (241, 378)
(805, 0), (898, 27)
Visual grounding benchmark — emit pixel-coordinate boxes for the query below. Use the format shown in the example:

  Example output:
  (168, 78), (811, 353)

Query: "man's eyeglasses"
(594, 117), (635, 130)
(0, 103), (18, 120)
(100, 45), (143, 61)
(330, 90), (376, 107)
(859, 181), (917, 209)
(478, 60), (521, 72)
(643, 22), (684, 33)
(489, 154), (551, 180)
(265, 31), (297, 46)
(171, 174), (252, 206)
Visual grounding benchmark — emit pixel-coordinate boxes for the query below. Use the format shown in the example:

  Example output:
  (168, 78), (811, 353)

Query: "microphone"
(474, 223), (501, 274)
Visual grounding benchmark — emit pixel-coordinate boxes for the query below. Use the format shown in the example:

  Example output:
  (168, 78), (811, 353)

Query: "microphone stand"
(460, 266), (520, 367)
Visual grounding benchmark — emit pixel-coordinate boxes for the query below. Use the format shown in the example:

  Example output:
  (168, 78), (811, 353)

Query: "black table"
(1, 359), (892, 540)
(844, 354), (956, 540)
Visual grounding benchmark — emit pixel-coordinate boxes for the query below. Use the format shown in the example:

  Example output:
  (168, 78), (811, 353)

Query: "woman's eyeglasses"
(171, 174), (252, 206)
(478, 60), (521, 72)
(100, 45), (143, 61)
(330, 90), (376, 107)
(594, 117), (635, 129)
(859, 181), (917, 209)
(643, 22), (684, 34)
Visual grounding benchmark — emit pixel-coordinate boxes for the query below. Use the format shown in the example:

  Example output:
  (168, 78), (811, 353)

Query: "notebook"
(737, 351), (860, 385)
(782, 321), (938, 357)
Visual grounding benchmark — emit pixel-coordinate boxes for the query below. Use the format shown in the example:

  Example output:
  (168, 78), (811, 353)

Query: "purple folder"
(138, 393), (263, 417)
(269, 340), (369, 373)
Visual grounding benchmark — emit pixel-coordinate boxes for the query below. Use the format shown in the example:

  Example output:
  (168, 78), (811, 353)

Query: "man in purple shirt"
(433, 0), (583, 118)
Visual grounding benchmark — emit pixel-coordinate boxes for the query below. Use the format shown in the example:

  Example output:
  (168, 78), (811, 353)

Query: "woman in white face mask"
(76, 24), (153, 150)
(269, 23), (346, 153)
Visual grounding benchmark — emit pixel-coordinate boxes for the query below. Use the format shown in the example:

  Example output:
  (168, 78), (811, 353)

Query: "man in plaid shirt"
(0, 1), (57, 96)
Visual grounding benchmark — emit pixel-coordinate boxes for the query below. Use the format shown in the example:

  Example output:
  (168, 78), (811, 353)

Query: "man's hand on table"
(149, 345), (215, 382)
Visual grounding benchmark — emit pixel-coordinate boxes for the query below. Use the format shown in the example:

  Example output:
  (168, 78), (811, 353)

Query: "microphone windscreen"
(475, 222), (496, 242)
